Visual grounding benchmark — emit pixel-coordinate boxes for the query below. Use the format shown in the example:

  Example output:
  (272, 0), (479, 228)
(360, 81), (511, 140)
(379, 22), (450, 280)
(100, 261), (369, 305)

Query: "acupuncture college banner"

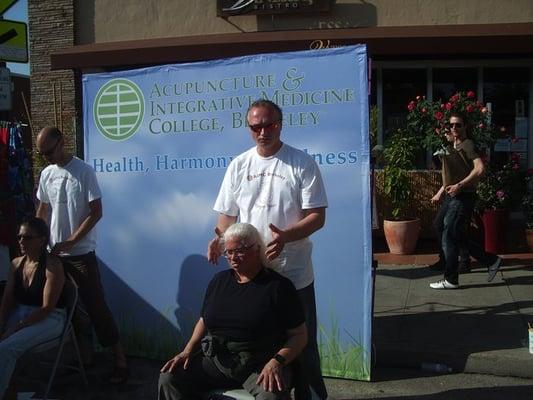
(82, 46), (372, 380)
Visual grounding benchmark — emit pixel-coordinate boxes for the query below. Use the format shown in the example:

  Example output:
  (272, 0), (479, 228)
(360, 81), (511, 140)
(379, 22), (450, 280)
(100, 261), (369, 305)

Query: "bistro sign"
(217, 0), (330, 16)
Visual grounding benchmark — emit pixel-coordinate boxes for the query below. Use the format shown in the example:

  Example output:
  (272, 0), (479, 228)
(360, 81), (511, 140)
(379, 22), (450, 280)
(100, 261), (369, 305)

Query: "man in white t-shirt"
(36, 127), (128, 384)
(207, 100), (328, 399)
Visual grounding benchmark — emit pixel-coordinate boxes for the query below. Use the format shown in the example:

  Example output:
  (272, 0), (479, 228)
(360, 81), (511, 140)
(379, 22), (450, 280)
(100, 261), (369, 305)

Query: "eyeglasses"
(37, 139), (60, 157)
(249, 121), (280, 134)
(448, 122), (464, 129)
(17, 234), (42, 241)
(223, 244), (255, 258)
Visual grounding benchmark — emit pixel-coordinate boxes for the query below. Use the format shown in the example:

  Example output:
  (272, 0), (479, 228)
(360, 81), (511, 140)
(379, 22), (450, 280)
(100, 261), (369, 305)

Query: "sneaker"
(428, 260), (444, 271)
(429, 279), (459, 289)
(487, 256), (503, 282)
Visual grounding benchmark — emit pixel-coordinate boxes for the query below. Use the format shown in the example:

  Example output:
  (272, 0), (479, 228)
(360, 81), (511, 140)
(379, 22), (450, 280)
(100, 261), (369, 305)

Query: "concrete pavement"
(373, 254), (533, 378)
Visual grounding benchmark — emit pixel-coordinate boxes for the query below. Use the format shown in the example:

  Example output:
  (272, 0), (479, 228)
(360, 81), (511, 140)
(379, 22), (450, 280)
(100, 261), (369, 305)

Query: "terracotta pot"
(482, 208), (508, 254)
(383, 218), (421, 255)
(526, 229), (533, 252)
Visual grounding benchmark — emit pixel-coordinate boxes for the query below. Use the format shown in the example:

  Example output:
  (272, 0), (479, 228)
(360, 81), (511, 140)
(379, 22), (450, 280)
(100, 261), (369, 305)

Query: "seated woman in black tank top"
(0, 217), (65, 398)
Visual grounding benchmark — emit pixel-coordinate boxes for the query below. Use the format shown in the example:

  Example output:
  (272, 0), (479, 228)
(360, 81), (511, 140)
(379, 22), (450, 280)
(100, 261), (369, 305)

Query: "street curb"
(375, 344), (533, 379)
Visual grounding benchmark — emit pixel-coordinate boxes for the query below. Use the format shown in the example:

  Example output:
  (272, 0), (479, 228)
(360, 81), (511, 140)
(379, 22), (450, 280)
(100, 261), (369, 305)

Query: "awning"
(51, 23), (533, 71)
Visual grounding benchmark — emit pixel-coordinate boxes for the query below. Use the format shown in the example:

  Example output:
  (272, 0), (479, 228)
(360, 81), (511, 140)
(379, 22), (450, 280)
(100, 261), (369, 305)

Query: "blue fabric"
(0, 304), (66, 397)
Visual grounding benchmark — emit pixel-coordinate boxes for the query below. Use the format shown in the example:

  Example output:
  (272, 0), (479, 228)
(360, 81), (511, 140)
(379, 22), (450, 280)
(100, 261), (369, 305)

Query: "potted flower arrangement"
(406, 91), (496, 152)
(476, 153), (529, 253)
(382, 129), (421, 254)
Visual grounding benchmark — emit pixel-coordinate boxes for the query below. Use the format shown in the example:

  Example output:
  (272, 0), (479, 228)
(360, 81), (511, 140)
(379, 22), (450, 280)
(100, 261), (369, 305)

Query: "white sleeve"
(301, 159), (328, 209)
(36, 170), (49, 203)
(85, 166), (102, 202)
(213, 162), (239, 217)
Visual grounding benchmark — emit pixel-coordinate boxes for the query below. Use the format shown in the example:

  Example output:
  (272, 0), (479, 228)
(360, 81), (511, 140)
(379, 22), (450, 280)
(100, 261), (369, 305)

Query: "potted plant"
(523, 193), (533, 251)
(476, 154), (529, 253)
(382, 129), (421, 254)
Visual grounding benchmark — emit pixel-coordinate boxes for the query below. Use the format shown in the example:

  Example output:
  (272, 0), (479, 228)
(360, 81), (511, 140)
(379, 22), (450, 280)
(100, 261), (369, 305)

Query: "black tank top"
(14, 254), (65, 308)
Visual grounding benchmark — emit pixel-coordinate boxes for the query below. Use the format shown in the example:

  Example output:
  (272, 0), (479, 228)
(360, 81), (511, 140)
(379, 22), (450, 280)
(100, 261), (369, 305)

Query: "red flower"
(467, 91), (475, 98)
(421, 108), (427, 113)
(466, 105), (474, 113)
(434, 111), (444, 120)
(450, 94), (459, 103)
(445, 102), (452, 110)
(416, 95), (421, 101)
(407, 101), (415, 111)
(478, 123), (485, 129)
(481, 107), (488, 114)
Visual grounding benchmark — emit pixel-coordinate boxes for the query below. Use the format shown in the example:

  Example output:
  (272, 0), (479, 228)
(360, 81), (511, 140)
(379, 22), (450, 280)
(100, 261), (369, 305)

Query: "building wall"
(29, 0), (79, 169)
(75, 0), (533, 44)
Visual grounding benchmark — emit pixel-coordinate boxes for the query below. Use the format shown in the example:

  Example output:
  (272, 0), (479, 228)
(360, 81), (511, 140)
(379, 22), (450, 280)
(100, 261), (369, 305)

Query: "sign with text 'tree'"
(83, 45), (372, 381)
(0, 19), (27, 62)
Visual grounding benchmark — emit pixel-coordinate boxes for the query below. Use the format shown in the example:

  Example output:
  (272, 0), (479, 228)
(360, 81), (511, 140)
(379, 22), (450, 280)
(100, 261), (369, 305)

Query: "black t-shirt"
(202, 268), (305, 341)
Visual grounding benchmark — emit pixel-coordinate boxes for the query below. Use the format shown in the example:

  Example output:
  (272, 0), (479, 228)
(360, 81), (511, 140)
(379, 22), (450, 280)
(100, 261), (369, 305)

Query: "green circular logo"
(93, 79), (144, 141)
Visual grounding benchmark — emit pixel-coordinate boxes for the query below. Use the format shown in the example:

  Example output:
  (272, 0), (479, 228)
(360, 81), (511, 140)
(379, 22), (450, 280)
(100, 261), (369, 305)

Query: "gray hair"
(223, 223), (267, 265)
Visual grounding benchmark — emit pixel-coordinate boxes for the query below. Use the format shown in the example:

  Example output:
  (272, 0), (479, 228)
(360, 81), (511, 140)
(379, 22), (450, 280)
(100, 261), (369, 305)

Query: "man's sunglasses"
(249, 121), (280, 134)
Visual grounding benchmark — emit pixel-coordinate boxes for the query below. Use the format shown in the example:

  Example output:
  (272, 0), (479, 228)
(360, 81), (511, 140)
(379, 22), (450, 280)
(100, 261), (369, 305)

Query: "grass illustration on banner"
(319, 316), (370, 380)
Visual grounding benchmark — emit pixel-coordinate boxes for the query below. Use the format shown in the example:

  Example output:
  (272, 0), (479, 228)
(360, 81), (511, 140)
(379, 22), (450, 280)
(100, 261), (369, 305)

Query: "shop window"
(382, 68), (426, 142)
(433, 68), (477, 102)
(484, 68), (530, 169)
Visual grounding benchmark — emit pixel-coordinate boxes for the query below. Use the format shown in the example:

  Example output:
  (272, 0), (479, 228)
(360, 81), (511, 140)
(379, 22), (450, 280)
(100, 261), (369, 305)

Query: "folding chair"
(20, 274), (88, 400)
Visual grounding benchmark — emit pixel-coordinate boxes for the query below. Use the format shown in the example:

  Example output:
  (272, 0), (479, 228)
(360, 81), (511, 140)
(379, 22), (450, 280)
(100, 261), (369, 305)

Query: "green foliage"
(383, 129), (418, 220)
(523, 192), (533, 229)
(476, 154), (529, 212)
(406, 91), (497, 151)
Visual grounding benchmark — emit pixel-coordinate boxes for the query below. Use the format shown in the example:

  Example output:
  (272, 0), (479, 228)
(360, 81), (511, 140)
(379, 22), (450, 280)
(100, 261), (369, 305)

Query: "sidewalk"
(373, 247), (533, 378)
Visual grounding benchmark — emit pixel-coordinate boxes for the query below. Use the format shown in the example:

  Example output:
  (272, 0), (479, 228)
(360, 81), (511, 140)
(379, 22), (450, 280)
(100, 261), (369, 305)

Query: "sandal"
(108, 365), (129, 385)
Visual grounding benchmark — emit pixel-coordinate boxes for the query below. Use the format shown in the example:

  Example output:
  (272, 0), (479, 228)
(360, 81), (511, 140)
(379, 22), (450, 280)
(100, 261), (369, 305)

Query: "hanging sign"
(217, 0), (330, 16)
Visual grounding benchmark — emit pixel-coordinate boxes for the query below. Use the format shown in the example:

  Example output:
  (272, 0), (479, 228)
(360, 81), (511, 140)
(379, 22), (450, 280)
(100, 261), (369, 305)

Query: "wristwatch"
(273, 354), (287, 365)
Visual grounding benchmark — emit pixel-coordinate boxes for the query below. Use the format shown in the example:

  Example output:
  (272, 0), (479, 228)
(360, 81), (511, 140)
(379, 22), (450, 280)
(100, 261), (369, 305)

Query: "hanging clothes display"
(0, 122), (34, 249)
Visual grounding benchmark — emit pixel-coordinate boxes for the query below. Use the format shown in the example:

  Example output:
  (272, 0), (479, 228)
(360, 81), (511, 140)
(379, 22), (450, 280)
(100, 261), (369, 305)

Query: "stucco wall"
(76, 0), (533, 44)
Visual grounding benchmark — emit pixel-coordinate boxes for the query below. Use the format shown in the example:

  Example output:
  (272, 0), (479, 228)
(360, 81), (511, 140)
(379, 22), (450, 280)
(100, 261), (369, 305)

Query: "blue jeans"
(0, 304), (66, 398)
(437, 193), (496, 285)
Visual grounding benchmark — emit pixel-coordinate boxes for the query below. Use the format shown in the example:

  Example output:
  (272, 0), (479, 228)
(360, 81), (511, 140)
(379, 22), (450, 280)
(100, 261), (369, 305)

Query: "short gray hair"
(223, 223), (267, 265)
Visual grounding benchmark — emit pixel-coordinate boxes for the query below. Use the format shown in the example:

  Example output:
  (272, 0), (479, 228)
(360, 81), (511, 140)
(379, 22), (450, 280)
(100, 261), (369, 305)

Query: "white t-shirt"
(214, 143), (328, 289)
(37, 157), (102, 256)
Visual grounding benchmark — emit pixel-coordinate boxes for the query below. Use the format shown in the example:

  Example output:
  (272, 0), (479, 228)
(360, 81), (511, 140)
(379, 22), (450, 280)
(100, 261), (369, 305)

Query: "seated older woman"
(159, 223), (307, 400)
(0, 217), (65, 398)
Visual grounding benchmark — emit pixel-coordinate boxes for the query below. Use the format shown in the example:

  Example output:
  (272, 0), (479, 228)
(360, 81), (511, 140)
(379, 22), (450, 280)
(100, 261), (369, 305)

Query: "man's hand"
(430, 191), (442, 204)
(207, 227), (223, 264)
(266, 224), (287, 262)
(50, 240), (75, 255)
(445, 183), (461, 198)
(160, 350), (191, 373)
(256, 358), (285, 392)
